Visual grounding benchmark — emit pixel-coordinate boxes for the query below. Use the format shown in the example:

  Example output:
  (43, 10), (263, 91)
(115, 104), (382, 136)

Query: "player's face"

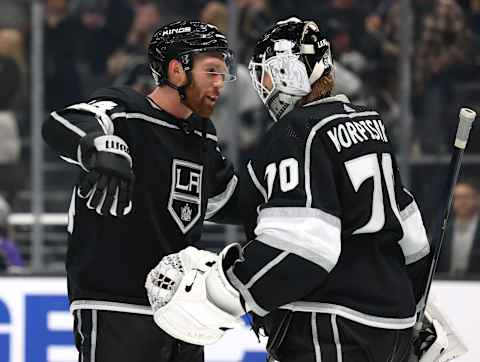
(262, 72), (273, 91)
(185, 53), (228, 117)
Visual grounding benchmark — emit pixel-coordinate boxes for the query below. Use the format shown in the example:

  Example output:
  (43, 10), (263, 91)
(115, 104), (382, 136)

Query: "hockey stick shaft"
(415, 108), (476, 333)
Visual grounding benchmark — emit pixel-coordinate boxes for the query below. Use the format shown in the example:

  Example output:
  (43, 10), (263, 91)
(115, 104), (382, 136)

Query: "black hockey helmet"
(251, 17), (332, 83)
(148, 20), (236, 97)
(249, 18), (333, 120)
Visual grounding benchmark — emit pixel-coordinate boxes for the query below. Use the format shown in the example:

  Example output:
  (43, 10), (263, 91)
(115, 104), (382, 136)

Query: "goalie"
(146, 18), (466, 362)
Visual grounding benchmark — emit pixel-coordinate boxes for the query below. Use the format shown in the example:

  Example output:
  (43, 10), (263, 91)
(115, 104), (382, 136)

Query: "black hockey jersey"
(228, 95), (430, 329)
(42, 86), (239, 313)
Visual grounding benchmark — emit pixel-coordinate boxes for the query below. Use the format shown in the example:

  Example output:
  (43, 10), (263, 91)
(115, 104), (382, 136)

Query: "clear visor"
(193, 49), (237, 82)
(193, 65), (237, 82)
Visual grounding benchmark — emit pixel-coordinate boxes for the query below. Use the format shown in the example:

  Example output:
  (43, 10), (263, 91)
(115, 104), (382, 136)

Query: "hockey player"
(146, 18), (438, 361)
(42, 20), (239, 362)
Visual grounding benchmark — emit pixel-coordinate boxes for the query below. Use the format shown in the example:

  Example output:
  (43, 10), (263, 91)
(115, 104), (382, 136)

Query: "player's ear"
(167, 59), (187, 86)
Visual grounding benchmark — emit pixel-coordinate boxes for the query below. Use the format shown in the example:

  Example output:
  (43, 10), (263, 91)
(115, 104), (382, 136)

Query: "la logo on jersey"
(168, 159), (203, 233)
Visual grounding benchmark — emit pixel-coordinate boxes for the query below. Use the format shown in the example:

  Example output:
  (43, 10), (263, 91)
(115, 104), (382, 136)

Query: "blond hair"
(299, 72), (334, 106)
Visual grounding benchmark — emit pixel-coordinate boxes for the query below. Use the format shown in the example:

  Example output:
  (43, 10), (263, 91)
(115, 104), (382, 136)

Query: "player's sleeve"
(226, 132), (342, 316)
(204, 145), (241, 225)
(42, 90), (126, 169)
(393, 159), (431, 304)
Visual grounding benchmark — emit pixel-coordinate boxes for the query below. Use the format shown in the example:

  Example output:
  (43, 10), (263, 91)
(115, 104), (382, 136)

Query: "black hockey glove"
(77, 132), (134, 217)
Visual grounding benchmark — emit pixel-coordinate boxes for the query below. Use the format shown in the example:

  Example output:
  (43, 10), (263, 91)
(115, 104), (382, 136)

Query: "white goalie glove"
(415, 298), (467, 362)
(145, 244), (245, 345)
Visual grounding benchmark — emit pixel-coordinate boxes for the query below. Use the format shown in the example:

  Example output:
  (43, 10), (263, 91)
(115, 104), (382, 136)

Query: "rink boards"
(0, 277), (477, 362)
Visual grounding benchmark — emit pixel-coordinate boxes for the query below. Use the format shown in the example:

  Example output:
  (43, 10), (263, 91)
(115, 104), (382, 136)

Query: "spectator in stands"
(75, 0), (134, 93)
(414, 0), (471, 154)
(325, 20), (365, 102)
(200, 1), (265, 158)
(236, 0), (272, 63)
(125, 1), (162, 53)
(320, 0), (368, 53)
(438, 179), (480, 277)
(379, 0), (472, 154)
(0, 28), (24, 205)
(106, 2), (159, 94)
(0, 194), (24, 273)
(45, 0), (84, 111)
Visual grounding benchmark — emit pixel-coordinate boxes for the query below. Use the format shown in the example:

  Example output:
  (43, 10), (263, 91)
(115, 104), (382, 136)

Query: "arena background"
(0, 0), (479, 361)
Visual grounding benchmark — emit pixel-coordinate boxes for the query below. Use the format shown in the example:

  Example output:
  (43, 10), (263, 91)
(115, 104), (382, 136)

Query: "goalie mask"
(248, 17), (333, 121)
(148, 20), (236, 99)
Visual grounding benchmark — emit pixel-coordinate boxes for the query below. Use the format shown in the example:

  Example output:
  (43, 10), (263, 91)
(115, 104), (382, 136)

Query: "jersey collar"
(302, 94), (350, 108)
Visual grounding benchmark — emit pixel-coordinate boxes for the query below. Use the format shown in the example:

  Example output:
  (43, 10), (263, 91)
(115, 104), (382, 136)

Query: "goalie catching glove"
(145, 244), (246, 345)
(77, 132), (134, 216)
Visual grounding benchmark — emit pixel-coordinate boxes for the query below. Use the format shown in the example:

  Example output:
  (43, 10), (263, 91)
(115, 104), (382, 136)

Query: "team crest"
(168, 159), (203, 233)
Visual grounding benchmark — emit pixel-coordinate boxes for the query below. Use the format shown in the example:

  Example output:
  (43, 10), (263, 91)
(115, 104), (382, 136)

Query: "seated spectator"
(0, 194), (24, 273)
(438, 179), (480, 277)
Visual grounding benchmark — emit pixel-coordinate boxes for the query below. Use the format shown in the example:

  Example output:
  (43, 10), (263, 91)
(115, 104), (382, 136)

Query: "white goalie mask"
(249, 40), (311, 121)
(249, 17), (333, 121)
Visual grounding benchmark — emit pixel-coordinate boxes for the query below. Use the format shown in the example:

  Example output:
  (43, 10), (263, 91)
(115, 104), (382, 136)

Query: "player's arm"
(42, 96), (134, 216)
(204, 145), (241, 225)
(146, 133), (342, 342)
(222, 136), (341, 316)
(392, 158), (431, 305)
(42, 97), (125, 164)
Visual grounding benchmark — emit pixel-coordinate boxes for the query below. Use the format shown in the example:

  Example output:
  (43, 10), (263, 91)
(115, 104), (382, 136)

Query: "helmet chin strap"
(166, 59), (193, 101)
(166, 75), (190, 101)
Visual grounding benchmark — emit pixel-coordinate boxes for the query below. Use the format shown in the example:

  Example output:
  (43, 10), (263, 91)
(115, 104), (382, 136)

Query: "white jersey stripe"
(245, 250), (289, 288)
(331, 315), (342, 362)
(91, 310), (97, 362)
(51, 111), (87, 137)
(311, 312), (322, 362)
(226, 268), (269, 317)
(247, 161), (268, 202)
(70, 300), (153, 315)
(398, 199), (431, 265)
(67, 103), (115, 134)
(205, 175), (238, 219)
(76, 310), (84, 362)
(111, 112), (219, 141)
(255, 208), (341, 271)
(281, 301), (416, 329)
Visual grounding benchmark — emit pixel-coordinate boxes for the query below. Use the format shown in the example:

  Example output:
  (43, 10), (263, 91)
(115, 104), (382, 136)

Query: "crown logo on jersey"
(181, 203), (192, 222)
(168, 159), (203, 234)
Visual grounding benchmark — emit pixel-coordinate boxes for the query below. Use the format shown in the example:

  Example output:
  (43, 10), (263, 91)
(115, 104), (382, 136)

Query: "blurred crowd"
(0, 0), (479, 276)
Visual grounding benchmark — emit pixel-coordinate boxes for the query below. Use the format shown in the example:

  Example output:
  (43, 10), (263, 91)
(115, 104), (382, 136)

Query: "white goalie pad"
(153, 269), (243, 345)
(419, 298), (468, 362)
